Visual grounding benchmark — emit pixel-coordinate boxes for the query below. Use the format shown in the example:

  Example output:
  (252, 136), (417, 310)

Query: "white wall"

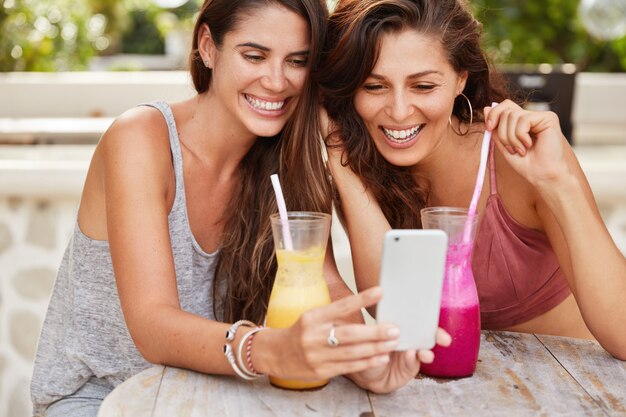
(1, 71), (626, 145)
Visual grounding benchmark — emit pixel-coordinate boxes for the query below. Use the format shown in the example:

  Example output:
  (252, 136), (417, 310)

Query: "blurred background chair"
(501, 63), (577, 144)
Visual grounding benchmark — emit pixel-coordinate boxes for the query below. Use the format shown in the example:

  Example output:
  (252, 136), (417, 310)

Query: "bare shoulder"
(89, 105), (178, 219)
(99, 106), (173, 181)
(77, 106), (174, 238)
(102, 106), (169, 153)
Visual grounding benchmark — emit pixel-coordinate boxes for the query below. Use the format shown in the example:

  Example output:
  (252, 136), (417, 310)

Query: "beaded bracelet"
(237, 327), (267, 379)
(223, 320), (256, 380)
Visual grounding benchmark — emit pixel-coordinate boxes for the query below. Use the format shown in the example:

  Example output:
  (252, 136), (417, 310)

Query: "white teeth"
(245, 94), (285, 111)
(382, 125), (422, 143)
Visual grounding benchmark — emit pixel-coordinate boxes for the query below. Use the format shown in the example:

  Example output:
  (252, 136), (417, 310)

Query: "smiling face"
(200, 5), (310, 138)
(353, 29), (468, 167)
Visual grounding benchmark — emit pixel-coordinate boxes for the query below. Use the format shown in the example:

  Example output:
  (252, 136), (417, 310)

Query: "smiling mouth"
(244, 94), (286, 111)
(381, 125), (424, 143)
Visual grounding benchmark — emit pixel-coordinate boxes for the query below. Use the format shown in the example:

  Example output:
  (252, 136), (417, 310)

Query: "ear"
(197, 23), (216, 69)
(456, 70), (469, 95)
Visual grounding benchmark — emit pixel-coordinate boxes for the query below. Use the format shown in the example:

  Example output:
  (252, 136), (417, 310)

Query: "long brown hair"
(189, 0), (331, 324)
(316, 0), (507, 228)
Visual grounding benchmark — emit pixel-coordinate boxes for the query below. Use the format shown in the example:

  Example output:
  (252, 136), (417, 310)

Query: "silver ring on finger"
(327, 324), (340, 347)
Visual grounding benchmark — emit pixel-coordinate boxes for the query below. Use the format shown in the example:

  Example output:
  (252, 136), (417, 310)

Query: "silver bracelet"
(237, 327), (267, 379)
(223, 320), (256, 380)
(224, 343), (257, 380)
(225, 320), (255, 342)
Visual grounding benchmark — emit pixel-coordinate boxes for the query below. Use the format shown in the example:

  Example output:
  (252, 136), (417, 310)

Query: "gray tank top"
(31, 101), (221, 415)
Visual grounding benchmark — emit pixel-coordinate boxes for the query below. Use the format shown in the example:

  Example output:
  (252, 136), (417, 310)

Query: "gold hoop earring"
(448, 93), (473, 136)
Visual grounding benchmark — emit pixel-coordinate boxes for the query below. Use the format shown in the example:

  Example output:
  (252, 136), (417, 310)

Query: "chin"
(375, 147), (420, 168)
(250, 114), (296, 138)
(250, 125), (285, 138)
(386, 156), (419, 168)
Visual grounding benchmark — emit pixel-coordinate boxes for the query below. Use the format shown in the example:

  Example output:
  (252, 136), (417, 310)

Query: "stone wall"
(0, 197), (78, 417)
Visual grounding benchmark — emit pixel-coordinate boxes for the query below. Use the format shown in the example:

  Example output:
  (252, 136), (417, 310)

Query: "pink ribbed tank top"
(471, 143), (571, 329)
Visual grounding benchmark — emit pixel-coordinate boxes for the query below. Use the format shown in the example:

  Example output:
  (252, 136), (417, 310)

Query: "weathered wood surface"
(98, 331), (625, 417)
(98, 365), (164, 417)
(99, 365), (369, 417)
(536, 334), (626, 416)
(369, 331), (612, 417)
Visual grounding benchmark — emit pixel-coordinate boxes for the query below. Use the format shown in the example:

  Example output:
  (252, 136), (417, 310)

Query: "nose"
(385, 90), (415, 122)
(261, 61), (288, 93)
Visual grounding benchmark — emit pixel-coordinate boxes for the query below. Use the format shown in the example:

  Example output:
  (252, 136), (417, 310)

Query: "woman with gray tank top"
(30, 1), (452, 416)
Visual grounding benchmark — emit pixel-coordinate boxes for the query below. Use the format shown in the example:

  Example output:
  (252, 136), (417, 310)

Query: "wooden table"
(98, 331), (625, 417)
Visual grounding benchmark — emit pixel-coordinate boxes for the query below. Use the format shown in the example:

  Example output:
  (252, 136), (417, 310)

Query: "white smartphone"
(376, 229), (448, 351)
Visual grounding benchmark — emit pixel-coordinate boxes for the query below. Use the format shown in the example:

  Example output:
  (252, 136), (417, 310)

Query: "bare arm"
(101, 107), (405, 384)
(536, 163), (626, 359)
(487, 101), (626, 359)
(324, 238), (358, 302)
(102, 108), (238, 374)
(326, 144), (391, 316)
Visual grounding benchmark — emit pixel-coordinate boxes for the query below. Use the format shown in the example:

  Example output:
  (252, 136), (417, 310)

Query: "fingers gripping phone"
(376, 229), (448, 351)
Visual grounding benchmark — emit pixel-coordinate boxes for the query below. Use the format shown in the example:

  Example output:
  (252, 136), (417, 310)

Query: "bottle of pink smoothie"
(419, 207), (481, 378)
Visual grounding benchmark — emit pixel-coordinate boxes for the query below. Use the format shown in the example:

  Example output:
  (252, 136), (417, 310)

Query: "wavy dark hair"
(316, 0), (507, 228)
(189, 0), (331, 324)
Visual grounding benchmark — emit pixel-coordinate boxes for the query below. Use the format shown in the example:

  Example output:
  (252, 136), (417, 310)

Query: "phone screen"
(376, 229), (448, 350)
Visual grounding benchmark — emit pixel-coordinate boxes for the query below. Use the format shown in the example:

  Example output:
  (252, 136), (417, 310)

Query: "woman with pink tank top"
(317, 0), (626, 360)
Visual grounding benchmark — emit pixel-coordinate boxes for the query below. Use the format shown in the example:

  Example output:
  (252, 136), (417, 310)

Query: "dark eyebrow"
(236, 42), (309, 56)
(368, 70), (443, 80)
(236, 42), (270, 51)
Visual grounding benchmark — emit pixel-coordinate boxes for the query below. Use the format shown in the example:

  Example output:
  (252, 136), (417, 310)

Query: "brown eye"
(243, 53), (264, 62)
(287, 57), (308, 67)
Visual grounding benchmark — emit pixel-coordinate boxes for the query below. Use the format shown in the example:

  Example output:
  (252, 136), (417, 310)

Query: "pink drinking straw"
(463, 102), (499, 244)
(270, 174), (294, 250)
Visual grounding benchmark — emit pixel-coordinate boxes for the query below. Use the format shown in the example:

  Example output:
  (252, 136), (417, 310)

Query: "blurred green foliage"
(121, 8), (165, 54)
(0, 0), (200, 71)
(472, 0), (626, 72)
(119, 0), (200, 54)
(1, 0), (625, 72)
(0, 0), (98, 71)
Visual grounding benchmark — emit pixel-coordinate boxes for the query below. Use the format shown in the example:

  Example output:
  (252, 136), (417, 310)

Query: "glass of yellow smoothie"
(266, 211), (331, 390)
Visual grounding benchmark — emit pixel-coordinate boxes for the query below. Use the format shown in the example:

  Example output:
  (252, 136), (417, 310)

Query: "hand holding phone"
(376, 229), (448, 351)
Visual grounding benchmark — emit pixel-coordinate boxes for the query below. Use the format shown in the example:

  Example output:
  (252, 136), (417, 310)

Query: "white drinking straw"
(270, 174), (293, 250)
(463, 102), (499, 244)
